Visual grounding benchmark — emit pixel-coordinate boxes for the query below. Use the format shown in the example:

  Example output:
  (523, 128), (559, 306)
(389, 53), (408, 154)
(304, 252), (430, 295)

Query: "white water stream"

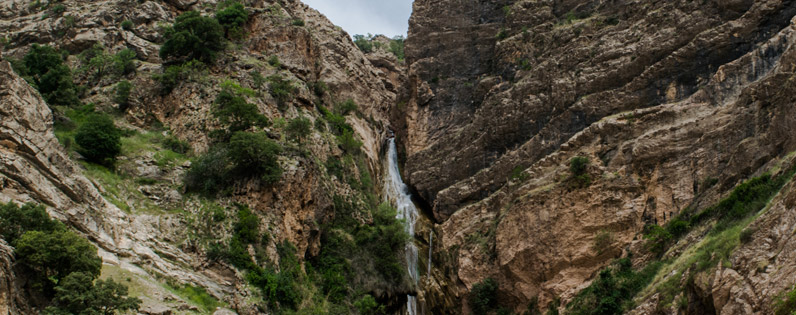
(384, 138), (419, 315)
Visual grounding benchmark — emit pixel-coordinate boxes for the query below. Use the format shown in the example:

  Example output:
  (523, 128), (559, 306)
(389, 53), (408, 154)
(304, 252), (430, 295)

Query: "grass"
(166, 283), (224, 313)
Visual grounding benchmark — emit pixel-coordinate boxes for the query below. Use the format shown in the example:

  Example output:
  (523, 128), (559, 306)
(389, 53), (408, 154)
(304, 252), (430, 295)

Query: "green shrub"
(354, 295), (384, 315)
(184, 147), (230, 196)
(44, 272), (141, 315)
(114, 48), (137, 75)
(152, 60), (206, 94)
(0, 202), (63, 245)
(234, 204), (259, 244)
(268, 75), (295, 110)
(566, 258), (663, 315)
(592, 230), (613, 255)
(213, 90), (269, 133)
(160, 11), (224, 63)
(570, 156), (589, 175)
(496, 28), (508, 40)
(775, 286), (796, 315)
(353, 34), (373, 53)
(286, 116), (312, 144)
(121, 20), (134, 30)
(291, 19), (305, 26)
(470, 278), (498, 315)
(215, 1), (248, 38)
(228, 132), (282, 184)
(310, 80), (328, 97)
(337, 129), (362, 154)
(22, 44), (80, 106)
(163, 136), (191, 154)
(114, 80), (133, 110)
(337, 98), (358, 115)
(250, 71), (266, 89)
(15, 230), (102, 295)
(268, 55), (281, 68)
(51, 4), (66, 15)
(75, 114), (121, 165)
(510, 165), (529, 181)
(389, 36), (405, 60)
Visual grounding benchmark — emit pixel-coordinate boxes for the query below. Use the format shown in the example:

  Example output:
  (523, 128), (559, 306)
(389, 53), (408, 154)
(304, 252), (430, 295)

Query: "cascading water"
(384, 138), (419, 315)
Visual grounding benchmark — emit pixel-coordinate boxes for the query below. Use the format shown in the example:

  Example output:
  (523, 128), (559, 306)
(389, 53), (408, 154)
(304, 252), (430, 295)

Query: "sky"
(301, 0), (413, 38)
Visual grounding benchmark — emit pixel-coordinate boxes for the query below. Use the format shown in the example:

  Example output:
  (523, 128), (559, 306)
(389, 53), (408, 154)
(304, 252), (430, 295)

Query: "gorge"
(2, 0), (796, 314)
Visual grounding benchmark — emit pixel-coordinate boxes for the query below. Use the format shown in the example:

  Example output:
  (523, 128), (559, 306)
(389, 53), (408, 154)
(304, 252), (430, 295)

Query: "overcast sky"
(301, 0), (413, 38)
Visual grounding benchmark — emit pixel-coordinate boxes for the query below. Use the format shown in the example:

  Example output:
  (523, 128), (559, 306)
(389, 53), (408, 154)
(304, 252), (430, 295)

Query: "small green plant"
(569, 156), (591, 188)
(51, 4), (66, 15)
(152, 60), (206, 94)
(268, 74), (295, 110)
(592, 230), (613, 255)
(337, 129), (362, 154)
(113, 80), (133, 111)
(310, 80), (328, 96)
(470, 278), (498, 315)
(337, 98), (358, 115)
(774, 285), (796, 315)
(121, 20), (134, 30)
(163, 137), (191, 154)
(496, 28), (508, 40)
(291, 18), (305, 26)
(114, 48), (137, 75)
(510, 165), (529, 182)
(250, 70), (266, 89)
(354, 294), (385, 315)
(74, 113), (122, 165)
(268, 55), (281, 68)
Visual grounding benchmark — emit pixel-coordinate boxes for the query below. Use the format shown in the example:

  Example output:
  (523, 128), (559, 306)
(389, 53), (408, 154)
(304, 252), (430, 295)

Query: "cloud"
(301, 0), (413, 37)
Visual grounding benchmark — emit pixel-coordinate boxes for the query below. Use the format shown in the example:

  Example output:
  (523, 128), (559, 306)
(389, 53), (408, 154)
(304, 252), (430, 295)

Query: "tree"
(44, 272), (141, 315)
(113, 48), (137, 75)
(337, 129), (362, 153)
(114, 80), (133, 111)
(228, 132), (282, 184)
(159, 11), (225, 64)
(267, 75), (294, 110)
(213, 90), (268, 133)
(353, 34), (373, 53)
(75, 114), (121, 165)
(23, 44), (80, 106)
(0, 202), (63, 245)
(14, 230), (102, 295)
(215, 1), (248, 39)
(286, 116), (312, 144)
(470, 278), (499, 315)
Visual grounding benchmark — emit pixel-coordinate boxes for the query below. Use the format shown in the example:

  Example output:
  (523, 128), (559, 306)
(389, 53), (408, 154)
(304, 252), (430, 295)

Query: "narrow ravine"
(384, 138), (419, 315)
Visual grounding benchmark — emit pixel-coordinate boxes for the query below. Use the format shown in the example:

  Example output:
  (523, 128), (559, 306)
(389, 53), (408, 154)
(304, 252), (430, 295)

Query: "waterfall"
(428, 231), (433, 276)
(384, 138), (419, 315)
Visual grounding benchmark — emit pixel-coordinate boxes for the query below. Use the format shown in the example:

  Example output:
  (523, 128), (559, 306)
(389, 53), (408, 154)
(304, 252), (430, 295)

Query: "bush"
(0, 202), (63, 245)
(337, 98), (358, 115)
(121, 20), (134, 30)
(775, 286), (796, 315)
(389, 36), (405, 60)
(291, 19), (305, 26)
(268, 75), (295, 110)
(114, 80), (133, 110)
(152, 60), (206, 94)
(51, 4), (66, 15)
(354, 295), (384, 315)
(160, 11), (224, 63)
(213, 89), (269, 133)
(163, 136), (191, 154)
(75, 114), (121, 165)
(310, 80), (328, 97)
(353, 34), (373, 53)
(114, 48), (137, 75)
(44, 272), (141, 315)
(592, 230), (613, 255)
(184, 147), (230, 196)
(234, 204), (259, 244)
(215, 1), (248, 38)
(337, 129), (362, 154)
(250, 71), (266, 89)
(566, 259), (663, 315)
(268, 55), (281, 68)
(228, 132), (282, 184)
(286, 116), (312, 144)
(22, 44), (80, 106)
(470, 278), (499, 315)
(570, 156), (589, 175)
(15, 230), (102, 295)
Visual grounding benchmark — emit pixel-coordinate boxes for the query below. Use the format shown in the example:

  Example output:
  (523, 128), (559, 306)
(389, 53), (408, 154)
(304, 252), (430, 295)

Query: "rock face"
(403, 0), (796, 313)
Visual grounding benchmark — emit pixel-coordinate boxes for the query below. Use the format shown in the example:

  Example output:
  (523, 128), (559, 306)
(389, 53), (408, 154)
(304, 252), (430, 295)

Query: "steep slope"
(0, 0), (406, 313)
(402, 0), (796, 313)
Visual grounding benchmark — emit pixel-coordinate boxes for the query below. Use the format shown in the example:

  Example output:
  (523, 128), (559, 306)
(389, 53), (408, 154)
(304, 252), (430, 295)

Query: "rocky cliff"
(403, 0), (796, 313)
